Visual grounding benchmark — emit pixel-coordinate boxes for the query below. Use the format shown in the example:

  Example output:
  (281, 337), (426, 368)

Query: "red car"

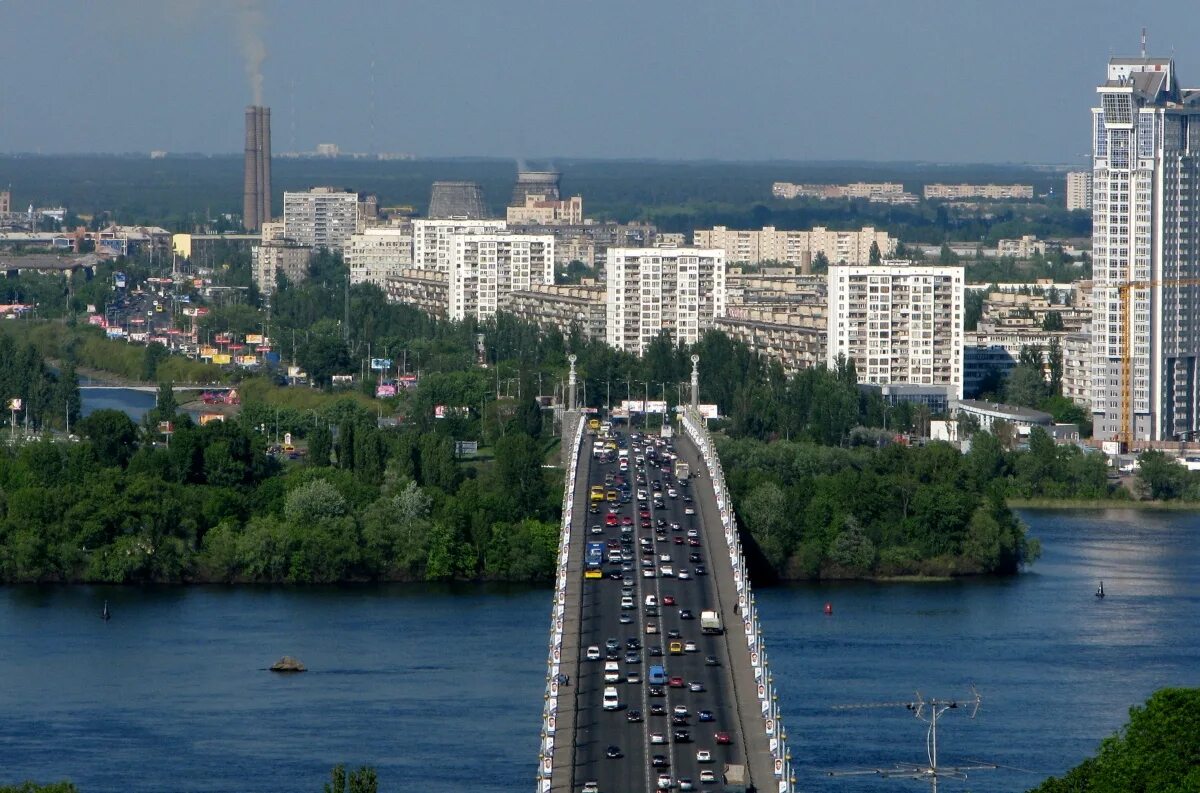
(714, 732), (732, 745)
(639, 510), (651, 520)
(662, 595), (676, 606)
(622, 516), (634, 526)
(674, 537), (684, 545)
(669, 676), (685, 688)
(605, 514), (618, 527)
(688, 538), (701, 547)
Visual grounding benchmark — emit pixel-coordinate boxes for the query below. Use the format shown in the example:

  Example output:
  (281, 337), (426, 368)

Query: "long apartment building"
(1091, 55), (1200, 443)
(922, 183), (1034, 200)
(605, 245), (726, 355)
(347, 226), (414, 287)
(771, 182), (916, 203)
(693, 226), (894, 268)
(282, 187), (375, 253)
(448, 233), (555, 321)
(499, 282), (607, 343)
(827, 261), (965, 399)
(412, 218), (507, 274)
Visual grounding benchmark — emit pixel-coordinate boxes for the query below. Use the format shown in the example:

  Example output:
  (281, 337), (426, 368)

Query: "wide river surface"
(0, 511), (1196, 792)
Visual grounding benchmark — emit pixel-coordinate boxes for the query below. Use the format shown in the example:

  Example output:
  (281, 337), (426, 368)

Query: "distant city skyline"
(0, 0), (1196, 162)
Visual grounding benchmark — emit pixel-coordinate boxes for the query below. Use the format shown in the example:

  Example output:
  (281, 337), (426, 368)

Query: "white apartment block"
(506, 195), (584, 225)
(448, 233), (555, 321)
(1091, 56), (1200, 443)
(347, 227), (414, 287)
(606, 245), (726, 355)
(771, 182), (909, 200)
(922, 183), (1034, 200)
(1065, 171), (1093, 211)
(827, 261), (965, 399)
(412, 218), (507, 274)
(693, 226), (894, 267)
(282, 187), (361, 253)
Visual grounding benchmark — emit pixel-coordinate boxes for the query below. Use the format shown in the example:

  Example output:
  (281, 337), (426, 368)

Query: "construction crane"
(1115, 276), (1200, 450)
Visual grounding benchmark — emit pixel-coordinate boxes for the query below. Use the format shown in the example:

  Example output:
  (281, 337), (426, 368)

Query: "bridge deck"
(551, 426), (776, 793)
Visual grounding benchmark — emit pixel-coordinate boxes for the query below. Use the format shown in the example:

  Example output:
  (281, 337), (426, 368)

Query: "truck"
(700, 610), (723, 635)
(674, 460), (690, 480)
(722, 764), (748, 793)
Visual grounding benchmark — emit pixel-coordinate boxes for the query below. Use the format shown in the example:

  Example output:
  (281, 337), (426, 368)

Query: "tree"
(1028, 688), (1200, 793)
(78, 409), (139, 468)
(299, 335), (352, 387)
(1042, 310), (1065, 331)
(811, 251), (829, 273)
(308, 423), (332, 466)
(868, 240), (882, 265)
(1135, 450), (1189, 501)
(494, 430), (548, 519)
(1047, 337), (1064, 397)
(284, 478), (348, 525)
(1005, 365), (1047, 408)
(938, 242), (958, 264)
(323, 765), (379, 793)
(142, 342), (169, 381)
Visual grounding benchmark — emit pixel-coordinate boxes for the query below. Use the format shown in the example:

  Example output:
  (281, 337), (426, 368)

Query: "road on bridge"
(561, 424), (751, 793)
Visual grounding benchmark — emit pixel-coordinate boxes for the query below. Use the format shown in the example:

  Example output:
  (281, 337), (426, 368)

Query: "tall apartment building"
(448, 233), (555, 321)
(412, 218), (507, 274)
(827, 261), (965, 399)
(923, 184), (1034, 200)
(1091, 55), (1200, 443)
(605, 245), (726, 355)
(693, 226), (894, 267)
(282, 187), (366, 253)
(347, 226), (414, 287)
(506, 194), (584, 225)
(0, 191), (10, 213)
(1065, 171), (1094, 211)
(252, 221), (314, 295)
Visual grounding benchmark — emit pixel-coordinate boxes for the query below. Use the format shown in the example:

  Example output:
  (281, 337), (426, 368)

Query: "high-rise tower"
(243, 106), (272, 232)
(1091, 56), (1200, 444)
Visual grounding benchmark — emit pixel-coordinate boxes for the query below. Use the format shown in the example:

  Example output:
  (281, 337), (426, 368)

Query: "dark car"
(650, 703), (668, 716)
(673, 729), (691, 743)
(667, 629), (682, 639)
(714, 731), (732, 745)
(606, 745), (623, 759)
(704, 655), (720, 667)
(698, 709), (715, 722)
(671, 714), (689, 725)
(649, 645), (663, 657)
(648, 685), (666, 697)
(625, 651), (640, 664)
(680, 609), (694, 620)
(626, 638), (641, 649)
(689, 553), (703, 563)
(627, 710), (643, 723)
(694, 565), (707, 576)
(651, 755), (670, 768)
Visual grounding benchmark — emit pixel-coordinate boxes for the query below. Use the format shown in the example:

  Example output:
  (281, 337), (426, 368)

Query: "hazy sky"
(0, 0), (1197, 162)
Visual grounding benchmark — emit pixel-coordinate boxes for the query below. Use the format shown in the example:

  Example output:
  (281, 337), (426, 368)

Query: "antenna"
(1141, 27), (1147, 58)
(828, 686), (996, 793)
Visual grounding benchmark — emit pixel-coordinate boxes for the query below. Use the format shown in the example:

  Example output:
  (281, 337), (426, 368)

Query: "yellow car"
(669, 641), (683, 655)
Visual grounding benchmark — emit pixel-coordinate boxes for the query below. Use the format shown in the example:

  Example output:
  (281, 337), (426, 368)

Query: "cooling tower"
(428, 181), (488, 219)
(512, 170), (561, 206)
(243, 106), (272, 232)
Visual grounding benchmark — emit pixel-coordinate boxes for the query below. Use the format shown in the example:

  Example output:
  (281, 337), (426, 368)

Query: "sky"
(0, 0), (1197, 163)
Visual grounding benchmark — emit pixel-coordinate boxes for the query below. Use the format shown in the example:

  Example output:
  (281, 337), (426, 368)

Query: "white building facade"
(1066, 171), (1093, 211)
(448, 233), (555, 321)
(412, 218), (507, 274)
(347, 227), (414, 287)
(827, 261), (965, 399)
(605, 245), (726, 355)
(1091, 56), (1200, 443)
(693, 226), (894, 267)
(282, 187), (361, 253)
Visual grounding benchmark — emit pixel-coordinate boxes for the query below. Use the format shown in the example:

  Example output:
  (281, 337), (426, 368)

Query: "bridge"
(78, 384), (218, 394)
(537, 357), (794, 793)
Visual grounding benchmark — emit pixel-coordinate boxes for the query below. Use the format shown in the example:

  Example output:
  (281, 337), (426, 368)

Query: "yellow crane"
(1116, 276), (1200, 449)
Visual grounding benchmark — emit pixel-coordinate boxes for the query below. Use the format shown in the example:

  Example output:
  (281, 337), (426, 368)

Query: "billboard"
(87, 314), (105, 326)
(245, 334), (264, 345)
(398, 374), (419, 389)
(370, 358), (393, 371)
(331, 375), (354, 388)
(200, 346), (218, 359)
(619, 399), (668, 414)
(375, 383), (397, 398)
(696, 404), (721, 420)
(211, 353), (232, 365)
(237, 355), (258, 366)
(7, 398), (22, 411)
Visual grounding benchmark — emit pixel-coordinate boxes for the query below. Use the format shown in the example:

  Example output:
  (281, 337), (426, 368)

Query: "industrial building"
(243, 105), (272, 232)
(428, 181), (489, 220)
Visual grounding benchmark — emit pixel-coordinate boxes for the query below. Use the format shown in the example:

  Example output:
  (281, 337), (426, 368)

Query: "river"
(0, 390), (1189, 792)
(0, 512), (1195, 792)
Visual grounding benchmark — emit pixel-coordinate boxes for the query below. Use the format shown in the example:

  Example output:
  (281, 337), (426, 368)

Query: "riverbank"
(1009, 497), (1200, 510)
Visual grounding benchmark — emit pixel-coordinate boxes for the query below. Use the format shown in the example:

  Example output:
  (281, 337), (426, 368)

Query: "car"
(698, 709), (715, 722)
(643, 568), (657, 578)
(674, 536), (685, 545)
(625, 651), (640, 664)
(688, 553), (703, 564)
(677, 570), (691, 580)
(602, 687), (620, 710)
(669, 641), (683, 655)
(582, 782), (600, 793)
(686, 528), (699, 538)
(627, 709), (643, 723)
(651, 754), (670, 768)
(626, 671), (642, 684)
(646, 622), (658, 634)
(672, 713), (689, 725)
(590, 525), (603, 535)
(685, 506), (696, 515)
(673, 729), (691, 743)
(650, 703), (667, 716)
(688, 538), (701, 547)
(704, 655), (719, 667)
(714, 732), (732, 745)
(621, 596), (635, 609)
(656, 774), (673, 790)
(661, 566), (675, 577)
(606, 638), (620, 651)
(669, 676), (685, 688)
(606, 745), (623, 759)
(684, 641), (698, 653)
(679, 779), (695, 791)
(667, 628), (682, 639)
(645, 595), (658, 607)
(649, 645), (663, 657)
(693, 566), (706, 576)
(608, 571), (624, 581)
(645, 606), (659, 617)
(622, 585), (635, 595)
(668, 488), (678, 498)
(680, 609), (694, 620)
(621, 516), (634, 526)
(650, 733), (667, 745)
(626, 637), (641, 649)
(604, 661), (621, 682)
(586, 646), (601, 661)
(648, 685), (665, 698)
(699, 770), (716, 783)
(696, 749), (712, 763)
(605, 514), (618, 526)
(689, 681), (705, 692)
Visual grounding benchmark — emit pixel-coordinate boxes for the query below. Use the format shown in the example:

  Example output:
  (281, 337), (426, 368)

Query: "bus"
(585, 541), (605, 570)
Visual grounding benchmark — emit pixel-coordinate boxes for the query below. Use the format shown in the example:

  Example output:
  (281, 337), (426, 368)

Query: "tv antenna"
(828, 686), (996, 793)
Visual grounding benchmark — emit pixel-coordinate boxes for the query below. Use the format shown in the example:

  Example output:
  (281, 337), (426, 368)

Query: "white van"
(603, 686), (620, 710)
(604, 661), (621, 683)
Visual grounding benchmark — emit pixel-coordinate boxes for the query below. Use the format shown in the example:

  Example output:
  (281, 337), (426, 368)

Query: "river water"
(0, 390), (1190, 792)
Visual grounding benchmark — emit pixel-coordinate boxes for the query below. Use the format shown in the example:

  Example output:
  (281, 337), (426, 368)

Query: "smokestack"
(243, 105), (272, 232)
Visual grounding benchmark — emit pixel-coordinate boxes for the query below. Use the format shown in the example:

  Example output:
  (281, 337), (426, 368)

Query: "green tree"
(868, 240), (882, 265)
(78, 409), (139, 468)
(938, 242), (958, 264)
(299, 335), (352, 387)
(811, 251), (829, 273)
(0, 783), (79, 793)
(1042, 310), (1065, 331)
(1028, 688), (1200, 793)
(142, 342), (169, 381)
(494, 430), (548, 519)
(1005, 365), (1047, 408)
(308, 423), (333, 466)
(1135, 450), (1189, 501)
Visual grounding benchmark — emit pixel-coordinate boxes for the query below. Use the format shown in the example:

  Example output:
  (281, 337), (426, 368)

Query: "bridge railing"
(681, 409), (794, 792)
(536, 413), (585, 792)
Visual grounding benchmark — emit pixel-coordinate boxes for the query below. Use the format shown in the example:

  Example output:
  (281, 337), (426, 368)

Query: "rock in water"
(270, 656), (306, 672)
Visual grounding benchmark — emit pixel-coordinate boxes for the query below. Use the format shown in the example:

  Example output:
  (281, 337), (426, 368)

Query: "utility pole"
(343, 272), (350, 342)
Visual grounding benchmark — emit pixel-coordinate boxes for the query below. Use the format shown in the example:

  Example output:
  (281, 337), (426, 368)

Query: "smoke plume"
(234, 0), (266, 105)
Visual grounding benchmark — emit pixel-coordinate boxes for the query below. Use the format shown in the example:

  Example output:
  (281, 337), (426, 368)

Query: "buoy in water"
(824, 602), (833, 616)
